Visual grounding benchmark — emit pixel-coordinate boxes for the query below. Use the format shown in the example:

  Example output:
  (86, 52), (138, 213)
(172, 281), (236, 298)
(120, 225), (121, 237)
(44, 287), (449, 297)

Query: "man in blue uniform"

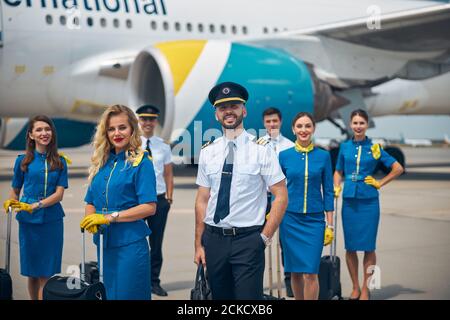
(194, 82), (288, 300)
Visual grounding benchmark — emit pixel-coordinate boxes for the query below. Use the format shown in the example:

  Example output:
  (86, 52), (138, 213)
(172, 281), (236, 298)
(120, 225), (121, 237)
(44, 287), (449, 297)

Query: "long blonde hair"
(88, 104), (143, 184)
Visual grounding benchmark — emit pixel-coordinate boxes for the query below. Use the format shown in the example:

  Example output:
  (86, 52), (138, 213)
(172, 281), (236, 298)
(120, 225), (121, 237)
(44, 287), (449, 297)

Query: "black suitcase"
(190, 264), (212, 300)
(79, 261), (99, 285)
(319, 199), (342, 300)
(43, 228), (106, 300)
(0, 207), (13, 300)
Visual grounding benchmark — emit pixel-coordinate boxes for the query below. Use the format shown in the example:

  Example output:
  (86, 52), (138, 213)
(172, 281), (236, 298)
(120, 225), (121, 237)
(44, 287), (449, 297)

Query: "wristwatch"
(37, 201), (43, 210)
(167, 198), (173, 204)
(260, 233), (272, 247)
(111, 211), (120, 223)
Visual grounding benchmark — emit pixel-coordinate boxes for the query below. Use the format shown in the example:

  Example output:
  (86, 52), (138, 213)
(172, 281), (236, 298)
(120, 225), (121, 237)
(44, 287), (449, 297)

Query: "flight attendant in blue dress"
(80, 104), (157, 300)
(334, 109), (404, 300)
(279, 112), (335, 300)
(3, 115), (69, 300)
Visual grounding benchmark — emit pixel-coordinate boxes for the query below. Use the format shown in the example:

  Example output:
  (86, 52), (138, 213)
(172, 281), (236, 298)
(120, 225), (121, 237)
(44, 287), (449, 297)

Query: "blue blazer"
(335, 138), (396, 199)
(84, 150), (157, 248)
(279, 146), (334, 214)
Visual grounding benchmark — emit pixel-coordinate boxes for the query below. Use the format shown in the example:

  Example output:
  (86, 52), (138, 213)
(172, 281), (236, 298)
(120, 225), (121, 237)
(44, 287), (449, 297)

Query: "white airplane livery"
(0, 0), (449, 166)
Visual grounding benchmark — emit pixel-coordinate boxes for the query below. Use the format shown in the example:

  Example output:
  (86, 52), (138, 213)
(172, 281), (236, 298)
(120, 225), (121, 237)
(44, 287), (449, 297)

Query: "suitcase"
(79, 261), (99, 285)
(0, 207), (13, 300)
(43, 228), (106, 300)
(319, 198), (342, 300)
(264, 230), (285, 300)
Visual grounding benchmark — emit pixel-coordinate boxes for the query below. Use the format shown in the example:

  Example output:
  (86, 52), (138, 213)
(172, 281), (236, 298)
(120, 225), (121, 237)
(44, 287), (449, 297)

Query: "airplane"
(1, 0), (450, 169)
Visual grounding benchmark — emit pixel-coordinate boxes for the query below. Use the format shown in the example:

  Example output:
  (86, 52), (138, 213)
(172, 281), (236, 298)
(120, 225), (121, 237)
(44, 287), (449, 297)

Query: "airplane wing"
(244, 3), (450, 88)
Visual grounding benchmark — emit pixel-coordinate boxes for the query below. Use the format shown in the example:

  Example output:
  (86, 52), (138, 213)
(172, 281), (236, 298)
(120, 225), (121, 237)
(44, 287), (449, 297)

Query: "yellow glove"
(3, 199), (19, 212)
(364, 176), (381, 189)
(324, 227), (334, 246)
(11, 201), (34, 213)
(86, 225), (99, 234)
(334, 185), (342, 198)
(80, 214), (110, 231)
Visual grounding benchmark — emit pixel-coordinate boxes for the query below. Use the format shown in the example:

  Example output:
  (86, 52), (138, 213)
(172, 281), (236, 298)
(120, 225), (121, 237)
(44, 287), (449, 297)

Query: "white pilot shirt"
(141, 135), (172, 195)
(262, 133), (295, 156)
(196, 130), (285, 228)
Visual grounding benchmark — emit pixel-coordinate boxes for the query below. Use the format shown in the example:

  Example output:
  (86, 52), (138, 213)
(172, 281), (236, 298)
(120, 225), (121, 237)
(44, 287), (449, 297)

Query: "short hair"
(291, 111), (316, 128)
(350, 109), (369, 123)
(262, 107), (282, 121)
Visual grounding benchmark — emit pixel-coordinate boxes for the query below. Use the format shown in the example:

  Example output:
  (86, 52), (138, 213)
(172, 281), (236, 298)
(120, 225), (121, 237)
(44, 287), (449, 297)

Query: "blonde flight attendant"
(3, 115), (69, 300)
(334, 109), (404, 300)
(80, 105), (157, 300)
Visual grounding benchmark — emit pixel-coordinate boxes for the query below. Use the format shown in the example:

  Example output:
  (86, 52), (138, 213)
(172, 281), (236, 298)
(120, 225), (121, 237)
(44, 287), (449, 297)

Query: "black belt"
(157, 193), (166, 199)
(205, 224), (262, 236)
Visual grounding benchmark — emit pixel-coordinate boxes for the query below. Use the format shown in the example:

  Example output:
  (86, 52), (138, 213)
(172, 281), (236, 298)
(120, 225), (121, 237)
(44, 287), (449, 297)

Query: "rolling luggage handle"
(330, 198), (339, 263)
(80, 227), (104, 284)
(4, 207), (12, 274)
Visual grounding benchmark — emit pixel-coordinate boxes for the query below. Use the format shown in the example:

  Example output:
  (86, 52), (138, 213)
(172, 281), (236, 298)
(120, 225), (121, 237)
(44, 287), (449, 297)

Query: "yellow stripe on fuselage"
(155, 40), (207, 95)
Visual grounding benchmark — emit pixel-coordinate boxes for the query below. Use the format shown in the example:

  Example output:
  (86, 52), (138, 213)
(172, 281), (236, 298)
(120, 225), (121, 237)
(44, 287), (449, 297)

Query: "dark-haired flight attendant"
(334, 109), (404, 300)
(278, 112), (334, 300)
(3, 115), (69, 300)
(80, 104), (157, 300)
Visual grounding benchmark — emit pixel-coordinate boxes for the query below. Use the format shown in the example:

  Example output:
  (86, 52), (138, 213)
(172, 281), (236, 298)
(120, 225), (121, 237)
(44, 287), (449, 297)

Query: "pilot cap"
(136, 105), (160, 119)
(208, 82), (249, 108)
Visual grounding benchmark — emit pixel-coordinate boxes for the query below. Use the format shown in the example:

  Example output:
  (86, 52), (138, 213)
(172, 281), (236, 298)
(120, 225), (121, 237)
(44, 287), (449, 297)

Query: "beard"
(220, 112), (244, 130)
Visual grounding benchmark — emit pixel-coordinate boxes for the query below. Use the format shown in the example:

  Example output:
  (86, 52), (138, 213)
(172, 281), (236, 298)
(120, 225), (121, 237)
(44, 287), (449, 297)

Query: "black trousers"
(203, 225), (265, 300)
(146, 195), (170, 286)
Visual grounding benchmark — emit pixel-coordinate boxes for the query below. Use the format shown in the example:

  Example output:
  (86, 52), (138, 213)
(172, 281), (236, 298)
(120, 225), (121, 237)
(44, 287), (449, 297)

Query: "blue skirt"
(98, 238), (151, 300)
(18, 220), (63, 277)
(342, 197), (380, 252)
(280, 211), (325, 274)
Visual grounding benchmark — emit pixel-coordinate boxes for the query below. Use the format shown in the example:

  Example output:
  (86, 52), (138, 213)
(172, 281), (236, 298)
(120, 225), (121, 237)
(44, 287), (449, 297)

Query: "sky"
(315, 115), (450, 140)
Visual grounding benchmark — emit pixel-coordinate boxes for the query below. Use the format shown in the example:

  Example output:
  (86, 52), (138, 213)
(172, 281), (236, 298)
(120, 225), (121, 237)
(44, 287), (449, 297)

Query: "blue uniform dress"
(84, 150), (157, 300)
(279, 146), (334, 274)
(336, 138), (396, 252)
(12, 151), (68, 277)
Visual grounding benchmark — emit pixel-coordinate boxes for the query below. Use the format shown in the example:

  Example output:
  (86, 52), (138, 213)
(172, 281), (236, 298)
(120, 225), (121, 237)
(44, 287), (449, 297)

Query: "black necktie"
(146, 139), (152, 157)
(214, 142), (235, 224)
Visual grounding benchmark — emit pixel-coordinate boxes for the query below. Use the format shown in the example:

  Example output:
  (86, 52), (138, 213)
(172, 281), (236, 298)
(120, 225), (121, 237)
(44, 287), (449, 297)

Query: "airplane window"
(60, 16), (66, 26)
(209, 24), (215, 33)
(126, 19), (132, 29)
(45, 14), (53, 25)
(163, 21), (169, 31)
(273, 27), (278, 33)
(151, 21), (157, 30)
(220, 25), (226, 34)
(113, 18), (119, 28)
(242, 26), (248, 34)
(87, 17), (93, 27)
(198, 23), (204, 33)
(186, 22), (192, 32)
(100, 18), (107, 28)
(231, 25), (237, 34)
(263, 27), (268, 34)
(72, 17), (80, 27)
(174, 22), (181, 31)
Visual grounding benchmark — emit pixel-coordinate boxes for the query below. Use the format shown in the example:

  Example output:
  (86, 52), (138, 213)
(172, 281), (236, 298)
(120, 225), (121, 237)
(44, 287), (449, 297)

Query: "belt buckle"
(351, 173), (358, 182)
(222, 227), (236, 236)
(102, 208), (108, 214)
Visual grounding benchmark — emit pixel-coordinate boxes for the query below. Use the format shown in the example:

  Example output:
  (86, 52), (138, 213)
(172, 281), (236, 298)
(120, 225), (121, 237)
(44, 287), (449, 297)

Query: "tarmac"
(1, 146), (450, 300)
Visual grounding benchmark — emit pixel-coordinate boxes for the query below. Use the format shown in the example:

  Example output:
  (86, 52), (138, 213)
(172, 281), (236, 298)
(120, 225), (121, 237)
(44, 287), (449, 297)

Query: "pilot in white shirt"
(194, 82), (288, 300)
(136, 105), (173, 297)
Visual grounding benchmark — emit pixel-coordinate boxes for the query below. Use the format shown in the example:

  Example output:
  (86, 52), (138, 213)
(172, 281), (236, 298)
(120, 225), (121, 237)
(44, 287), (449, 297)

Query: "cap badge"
(222, 87), (230, 95)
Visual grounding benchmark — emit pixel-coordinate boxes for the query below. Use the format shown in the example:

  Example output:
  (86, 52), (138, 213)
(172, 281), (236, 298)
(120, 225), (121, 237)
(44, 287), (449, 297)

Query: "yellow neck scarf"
(295, 141), (314, 153)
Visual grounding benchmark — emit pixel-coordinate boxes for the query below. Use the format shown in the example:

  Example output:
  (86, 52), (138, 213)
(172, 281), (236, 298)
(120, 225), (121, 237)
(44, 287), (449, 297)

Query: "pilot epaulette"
(58, 152), (72, 165)
(201, 140), (214, 149)
(255, 137), (269, 146)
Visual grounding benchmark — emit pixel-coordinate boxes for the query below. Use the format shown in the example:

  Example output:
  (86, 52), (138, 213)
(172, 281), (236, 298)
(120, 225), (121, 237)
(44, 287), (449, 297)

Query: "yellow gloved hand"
(334, 185), (342, 198)
(3, 199), (19, 212)
(86, 225), (99, 234)
(80, 214), (110, 231)
(11, 201), (34, 213)
(324, 227), (334, 246)
(364, 176), (381, 189)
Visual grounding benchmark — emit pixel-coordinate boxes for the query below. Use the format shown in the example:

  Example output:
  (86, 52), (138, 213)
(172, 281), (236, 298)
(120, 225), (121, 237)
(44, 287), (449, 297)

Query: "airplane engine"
(127, 40), (343, 153)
